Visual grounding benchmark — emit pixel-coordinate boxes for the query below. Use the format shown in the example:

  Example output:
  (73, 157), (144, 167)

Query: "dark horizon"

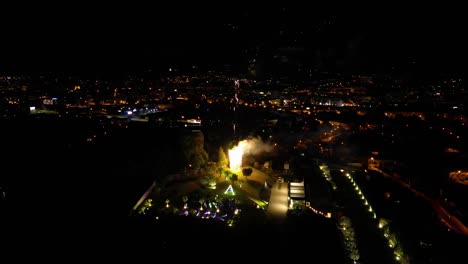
(1, 5), (467, 77)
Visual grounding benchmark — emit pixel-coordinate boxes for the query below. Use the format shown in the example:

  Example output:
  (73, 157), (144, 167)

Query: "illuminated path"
(267, 182), (289, 222)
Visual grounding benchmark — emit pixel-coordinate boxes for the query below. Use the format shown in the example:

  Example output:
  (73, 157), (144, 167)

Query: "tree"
(199, 197), (205, 210)
(217, 146), (228, 168)
(181, 131), (209, 170)
(349, 250), (360, 262)
(242, 167), (253, 176)
(388, 233), (397, 248)
(208, 175), (216, 189)
(144, 199), (153, 207)
(339, 216), (352, 230)
(231, 173), (238, 183)
(379, 218), (390, 234)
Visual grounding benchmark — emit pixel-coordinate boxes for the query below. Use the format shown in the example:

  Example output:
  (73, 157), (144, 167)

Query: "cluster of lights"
(308, 205), (332, 219)
(319, 164), (337, 190)
(342, 170), (407, 262)
(138, 186), (241, 227)
(338, 216), (360, 262)
(137, 198), (154, 215)
(342, 171), (376, 219)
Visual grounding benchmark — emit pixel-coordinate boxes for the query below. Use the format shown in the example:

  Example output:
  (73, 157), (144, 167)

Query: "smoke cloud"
(236, 136), (273, 155)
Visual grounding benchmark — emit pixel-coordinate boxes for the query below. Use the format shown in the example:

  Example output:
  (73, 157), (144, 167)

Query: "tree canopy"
(180, 131), (209, 170)
(217, 146), (228, 168)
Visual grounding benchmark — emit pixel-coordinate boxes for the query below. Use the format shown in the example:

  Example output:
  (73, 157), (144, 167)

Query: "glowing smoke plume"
(228, 137), (273, 171)
(229, 145), (244, 171)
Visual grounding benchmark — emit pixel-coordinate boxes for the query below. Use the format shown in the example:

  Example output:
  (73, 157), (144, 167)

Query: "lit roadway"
(314, 119), (468, 237)
(368, 165), (468, 236)
(267, 181), (289, 222)
(326, 161), (468, 236)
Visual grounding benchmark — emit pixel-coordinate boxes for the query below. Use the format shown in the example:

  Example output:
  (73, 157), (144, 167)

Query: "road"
(313, 117), (468, 235)
(267, 181), (289, 222)
(369, 166), (468, 236)
(330, 168), (396, 264)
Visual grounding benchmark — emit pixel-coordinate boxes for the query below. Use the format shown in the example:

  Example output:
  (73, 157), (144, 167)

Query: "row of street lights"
(341, 169), (408, 263)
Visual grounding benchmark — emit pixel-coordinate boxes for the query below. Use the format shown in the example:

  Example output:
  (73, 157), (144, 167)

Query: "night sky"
(1, 4), (466, 75)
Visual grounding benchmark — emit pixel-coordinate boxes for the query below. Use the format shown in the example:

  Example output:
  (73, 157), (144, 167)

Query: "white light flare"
(228, 137), (273, 172)
(229, 144), (244, 172)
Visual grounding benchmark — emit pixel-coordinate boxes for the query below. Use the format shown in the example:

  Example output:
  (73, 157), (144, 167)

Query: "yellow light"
(229, 143), (245, 171)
